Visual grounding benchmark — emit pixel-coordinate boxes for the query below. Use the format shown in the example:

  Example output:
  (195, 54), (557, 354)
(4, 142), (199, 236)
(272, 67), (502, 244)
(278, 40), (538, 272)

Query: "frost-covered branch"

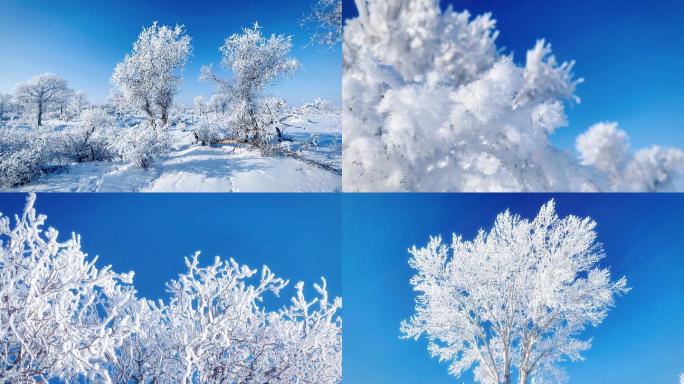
(302, 0), (342, 47)
(0, 194), (136, 383)
(0, 196), (342, 383)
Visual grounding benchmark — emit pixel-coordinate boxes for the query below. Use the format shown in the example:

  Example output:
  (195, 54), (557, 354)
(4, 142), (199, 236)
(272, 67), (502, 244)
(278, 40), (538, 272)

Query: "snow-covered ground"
(9, 111), (341, 192)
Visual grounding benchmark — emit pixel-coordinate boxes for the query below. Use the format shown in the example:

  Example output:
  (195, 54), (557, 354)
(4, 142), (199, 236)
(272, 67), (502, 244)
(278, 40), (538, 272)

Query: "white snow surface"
(10, 111), (341, 192)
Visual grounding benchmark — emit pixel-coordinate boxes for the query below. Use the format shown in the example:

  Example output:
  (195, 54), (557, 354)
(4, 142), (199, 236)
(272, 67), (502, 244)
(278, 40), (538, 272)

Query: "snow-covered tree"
(111, 22), (191, 128)
(14, 73), (71, 126)
(343, 0), (684, 191)
(208, 93), (230, 115)
(67, 90), (90, 119)
(193, 95), (206, 117)
(200, 23), (299, 146)
(302, 0), (342, 46)
(0, 193), (137, 383)
(401, 200), (628, 384)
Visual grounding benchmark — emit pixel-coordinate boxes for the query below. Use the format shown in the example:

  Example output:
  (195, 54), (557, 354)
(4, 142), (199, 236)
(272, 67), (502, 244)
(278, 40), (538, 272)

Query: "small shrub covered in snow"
(192, 115), (228, 146)
(59, 108), (116, 163)
(0, 128), (55, 188)
(113, 122), (170, 168)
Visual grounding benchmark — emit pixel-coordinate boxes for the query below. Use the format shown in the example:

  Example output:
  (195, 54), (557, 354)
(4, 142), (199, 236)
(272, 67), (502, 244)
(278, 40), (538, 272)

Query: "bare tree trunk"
(518, 370), (529, 384)
(37, 101), (43, 126)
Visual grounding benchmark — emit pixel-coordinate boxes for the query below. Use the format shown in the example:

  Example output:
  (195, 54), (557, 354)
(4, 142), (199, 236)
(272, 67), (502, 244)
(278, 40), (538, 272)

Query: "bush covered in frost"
(59, 108), (116, 163)
(113, 122), (171, 169)
(0, 128), (56, 188)
(343, 0), (684, 192)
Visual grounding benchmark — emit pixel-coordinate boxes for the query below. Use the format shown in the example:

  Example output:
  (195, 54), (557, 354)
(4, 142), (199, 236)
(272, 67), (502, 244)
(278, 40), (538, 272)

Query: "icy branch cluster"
(343, 0), (684, 191)
(401, 200), (628, 384)
(0, 195), (342, 383)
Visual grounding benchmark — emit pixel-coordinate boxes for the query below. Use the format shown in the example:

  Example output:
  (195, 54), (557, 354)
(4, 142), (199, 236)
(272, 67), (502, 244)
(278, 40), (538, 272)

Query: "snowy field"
(6, 111), (341, 192)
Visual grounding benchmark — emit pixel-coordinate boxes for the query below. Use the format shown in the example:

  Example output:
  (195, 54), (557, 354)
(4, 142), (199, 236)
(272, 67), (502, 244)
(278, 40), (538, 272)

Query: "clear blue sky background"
(343, 194), (684, 384)
(343, 0), (684, 151)
(0, 193), (341, 306)
(0, 0), (341, 106)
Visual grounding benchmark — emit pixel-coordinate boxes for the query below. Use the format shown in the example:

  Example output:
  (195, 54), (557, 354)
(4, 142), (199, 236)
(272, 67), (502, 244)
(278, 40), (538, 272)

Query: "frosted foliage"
(14, 73), (71, 127)
(577, 122), (684, 191)
(401, 200), (628, 384)
(0, 197), (342, 383)
(0, 194), (136, 383)
(343, 0), (684, 191)
(111, 22), (191, 127)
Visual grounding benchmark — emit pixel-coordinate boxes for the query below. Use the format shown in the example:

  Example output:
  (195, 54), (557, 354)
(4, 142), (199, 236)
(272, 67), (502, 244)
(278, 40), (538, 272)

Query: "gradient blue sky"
(0, 0), (341, 106)
(343, 194), (684, 384)
(343, 0), (684, 151)
(0, 193), (341, 304)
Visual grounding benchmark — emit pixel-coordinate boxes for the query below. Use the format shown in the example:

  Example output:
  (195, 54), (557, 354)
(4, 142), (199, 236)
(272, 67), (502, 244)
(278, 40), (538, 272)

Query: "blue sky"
(0, 0), (341, 106)
(343, 193), (684, 384)
(343, 0), (684, 151)
(0, 193), (341, 305)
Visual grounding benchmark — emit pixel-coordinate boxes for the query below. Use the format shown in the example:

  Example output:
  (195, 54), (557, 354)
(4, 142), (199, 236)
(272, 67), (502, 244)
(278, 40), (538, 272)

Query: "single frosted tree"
(111, 22), (191, 128)
(0, 193), (136, 383)
(401, 200), (628, 384)
(302, 0), (342, 46)
(193, 95), (205, 117)
(14, 73), (71, 126)
(68, 90), (90, 118)
(200, 23), (299, 143)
